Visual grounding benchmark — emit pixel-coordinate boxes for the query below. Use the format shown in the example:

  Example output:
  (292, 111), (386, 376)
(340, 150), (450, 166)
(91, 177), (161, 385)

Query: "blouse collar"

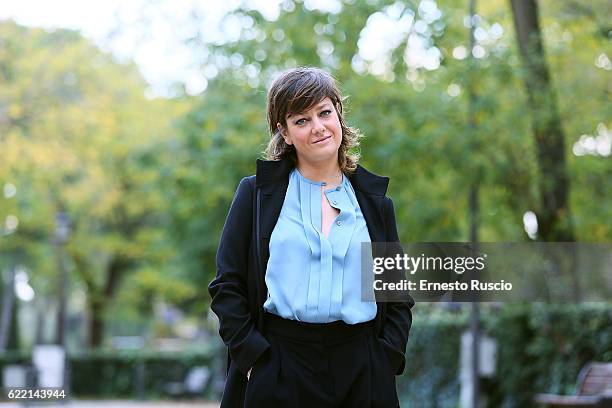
(256, 155), (389, 196)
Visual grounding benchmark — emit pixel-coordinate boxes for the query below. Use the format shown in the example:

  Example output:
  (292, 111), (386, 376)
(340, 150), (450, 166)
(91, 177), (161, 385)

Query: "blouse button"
(332, 200), (337, 205)
(336, 220), (342, 226)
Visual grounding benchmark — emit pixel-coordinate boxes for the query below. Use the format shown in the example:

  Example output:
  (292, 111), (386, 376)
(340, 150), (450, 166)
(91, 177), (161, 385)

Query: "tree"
(0, 20), (186, 347)
(509, 0), (573, 241)
(174, 0), (610, 294)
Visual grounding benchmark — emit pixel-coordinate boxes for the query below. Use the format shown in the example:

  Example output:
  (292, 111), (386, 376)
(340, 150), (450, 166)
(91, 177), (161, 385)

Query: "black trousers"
(244, 313), (400, 408)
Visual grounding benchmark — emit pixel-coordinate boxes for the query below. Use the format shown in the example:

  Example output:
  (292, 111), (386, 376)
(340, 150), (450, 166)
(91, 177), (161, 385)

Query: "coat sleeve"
(208, 177), (270, 375)
(379, 196), (415, 375)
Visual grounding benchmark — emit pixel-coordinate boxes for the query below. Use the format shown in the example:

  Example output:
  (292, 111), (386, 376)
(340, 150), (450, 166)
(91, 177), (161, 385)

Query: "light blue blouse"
(263, 167), (377, 324)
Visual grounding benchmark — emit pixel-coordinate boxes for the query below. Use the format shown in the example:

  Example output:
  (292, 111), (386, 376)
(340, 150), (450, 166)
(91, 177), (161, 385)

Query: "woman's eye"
(321, 110), (332, 116)
(295, 118), (306, 126)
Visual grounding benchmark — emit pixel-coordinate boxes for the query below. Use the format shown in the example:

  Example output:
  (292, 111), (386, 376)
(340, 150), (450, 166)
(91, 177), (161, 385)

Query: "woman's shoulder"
(350, 164), (390, 197)
(243, 174), (256, 187)
(232, 175), (256, 199)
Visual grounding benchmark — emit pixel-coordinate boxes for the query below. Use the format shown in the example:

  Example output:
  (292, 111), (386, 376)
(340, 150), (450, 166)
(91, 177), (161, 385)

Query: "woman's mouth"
(313, 135), (331, 144)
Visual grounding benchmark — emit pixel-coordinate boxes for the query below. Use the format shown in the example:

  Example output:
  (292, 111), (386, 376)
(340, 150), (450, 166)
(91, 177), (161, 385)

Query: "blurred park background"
(0, 0), (610, 406)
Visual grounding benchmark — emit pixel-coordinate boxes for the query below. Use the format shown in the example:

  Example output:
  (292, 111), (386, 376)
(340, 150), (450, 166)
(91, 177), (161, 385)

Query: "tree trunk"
(85, 257), (129, 347)
(510, 0), (581, 302)
(88, 297), (105, 348)
(0, 267), (15, 351)
(510, 0), (574, 242)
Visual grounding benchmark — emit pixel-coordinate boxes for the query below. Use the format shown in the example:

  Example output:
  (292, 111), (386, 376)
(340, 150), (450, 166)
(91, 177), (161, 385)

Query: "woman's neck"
(296, 158), (342, 186)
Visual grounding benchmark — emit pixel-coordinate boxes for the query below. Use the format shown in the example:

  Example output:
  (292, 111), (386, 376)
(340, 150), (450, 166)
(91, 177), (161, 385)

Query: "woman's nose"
(312, 117), (326, 133)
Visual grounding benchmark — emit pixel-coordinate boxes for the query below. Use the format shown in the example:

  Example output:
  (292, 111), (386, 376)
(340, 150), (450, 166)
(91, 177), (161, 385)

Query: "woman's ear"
(277, 123), (292, 145)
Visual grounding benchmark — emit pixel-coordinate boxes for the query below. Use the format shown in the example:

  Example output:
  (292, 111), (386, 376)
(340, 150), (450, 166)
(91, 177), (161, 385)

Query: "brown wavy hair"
(264, 67), (362, 174)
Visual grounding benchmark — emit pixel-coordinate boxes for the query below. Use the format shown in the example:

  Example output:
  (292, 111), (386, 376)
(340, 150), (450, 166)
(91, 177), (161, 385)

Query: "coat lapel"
(258, 181), (288, 240)
(353, 189), (386, 243)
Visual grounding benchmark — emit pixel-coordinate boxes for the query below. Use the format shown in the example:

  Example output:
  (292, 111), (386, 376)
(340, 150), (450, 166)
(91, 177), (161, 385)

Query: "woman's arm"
(379, 196), (415, 375)
(208, 177), (270, 376)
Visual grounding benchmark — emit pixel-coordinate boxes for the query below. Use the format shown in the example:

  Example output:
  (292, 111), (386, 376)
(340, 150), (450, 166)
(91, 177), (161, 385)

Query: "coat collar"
(256, 155), (389, 196)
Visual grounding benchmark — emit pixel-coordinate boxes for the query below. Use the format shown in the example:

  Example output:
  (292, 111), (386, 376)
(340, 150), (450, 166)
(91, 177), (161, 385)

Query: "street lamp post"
(467, 1), (481, 407)
(54, 211), (70, 347)
(53, 210), (71, 395)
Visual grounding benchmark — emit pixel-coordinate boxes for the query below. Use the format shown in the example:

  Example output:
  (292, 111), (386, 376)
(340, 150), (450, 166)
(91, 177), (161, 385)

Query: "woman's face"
(279, 97), (342, 165)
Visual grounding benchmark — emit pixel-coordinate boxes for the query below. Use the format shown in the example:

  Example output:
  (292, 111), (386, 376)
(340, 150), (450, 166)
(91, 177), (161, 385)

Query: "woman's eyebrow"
(287, 103), (332, 119)
(314, 102), (332, 109)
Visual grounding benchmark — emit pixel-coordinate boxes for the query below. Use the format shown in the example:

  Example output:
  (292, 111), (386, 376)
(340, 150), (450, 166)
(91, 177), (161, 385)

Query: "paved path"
(0, 401), (219, 407)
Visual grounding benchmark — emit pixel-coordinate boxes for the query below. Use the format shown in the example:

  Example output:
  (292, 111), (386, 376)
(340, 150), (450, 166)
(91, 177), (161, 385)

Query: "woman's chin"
(311, 149), (340, 162)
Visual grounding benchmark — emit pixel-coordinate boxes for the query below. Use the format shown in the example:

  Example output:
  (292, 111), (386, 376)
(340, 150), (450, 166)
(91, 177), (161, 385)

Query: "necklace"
(322, 172), (343, 188)
(296, 166), (343, 186)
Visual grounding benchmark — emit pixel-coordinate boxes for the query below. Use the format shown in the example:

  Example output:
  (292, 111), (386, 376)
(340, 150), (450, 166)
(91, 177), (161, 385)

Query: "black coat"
(208, 156), (414, 407)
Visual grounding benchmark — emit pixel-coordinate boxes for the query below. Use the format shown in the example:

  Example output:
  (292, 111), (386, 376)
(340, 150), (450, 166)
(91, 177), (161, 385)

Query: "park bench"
(535, 362), (612, 407)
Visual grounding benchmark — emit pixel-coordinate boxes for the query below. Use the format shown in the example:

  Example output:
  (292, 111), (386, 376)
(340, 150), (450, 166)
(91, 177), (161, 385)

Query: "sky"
(0, 0), (367, 96)
(0, 0), (440, 97)
(0, 0), (282, 96)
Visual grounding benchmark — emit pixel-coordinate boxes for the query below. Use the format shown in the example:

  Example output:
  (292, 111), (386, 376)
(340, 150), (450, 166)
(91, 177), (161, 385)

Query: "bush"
(397, 310), (467, 407)
(1, 304), (609, 405)
(71, 349), (216, 398)
(486, 303), (612, 407)
(0, 349), (215, 400)
(397, 303), (611, 408)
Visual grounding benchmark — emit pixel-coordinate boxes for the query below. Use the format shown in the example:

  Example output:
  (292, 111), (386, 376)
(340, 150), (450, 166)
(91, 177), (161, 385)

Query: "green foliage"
(70, 349), (215, 398)
(160, 78), (269, 314)
(0, 20), (188, 345)
(173, 0), (611, 293)
(395, 304), (611, 407)
(0, 349), (215, 399)
(398, 309), (467, 407)
(1, 305), (609, 404)
(1, 0), (610, 351)
(484, 304), (612, 407)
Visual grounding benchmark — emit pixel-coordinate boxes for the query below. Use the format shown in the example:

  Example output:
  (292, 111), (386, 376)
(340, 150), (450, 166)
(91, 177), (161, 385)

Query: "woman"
(209, 67), (414, 407)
